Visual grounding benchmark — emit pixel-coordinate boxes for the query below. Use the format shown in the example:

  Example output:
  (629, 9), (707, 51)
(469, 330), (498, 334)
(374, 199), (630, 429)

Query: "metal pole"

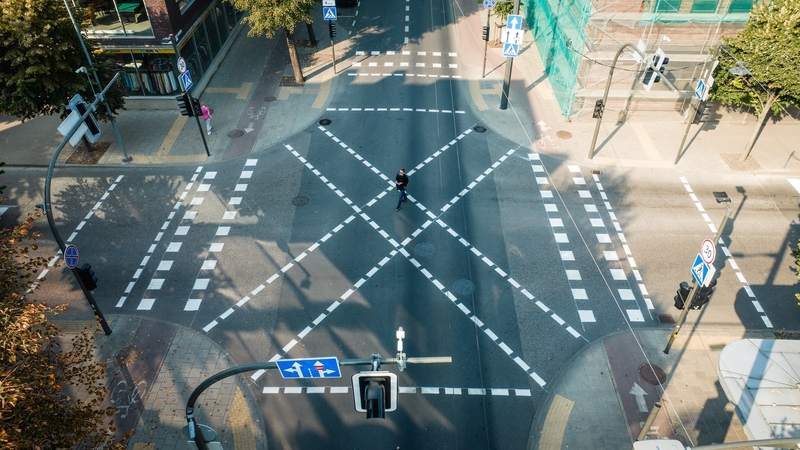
(675, 100), (698, 164)
(664, 203), (733, 354)
(62, 0), (130, 162)
(329, 22), (337, 74)
(44, 74), (121, 336)
(633, 402), (662, 445)
(499, 0), (521, 110)
(482, 9), (490, 79)
(169, 34), (210, 157)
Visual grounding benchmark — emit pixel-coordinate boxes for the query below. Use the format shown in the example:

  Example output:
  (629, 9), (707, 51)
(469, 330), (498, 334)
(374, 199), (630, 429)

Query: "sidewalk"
(54, 315), (267, 449)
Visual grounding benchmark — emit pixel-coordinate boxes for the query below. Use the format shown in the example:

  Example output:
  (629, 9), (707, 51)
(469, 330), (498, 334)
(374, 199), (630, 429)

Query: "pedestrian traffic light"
(482, 26), (490, 41)
(191, 97), (202, 116)
(76, 263), (98, 291)
(673, 281), (691, 310)
(642, 48), (669, 91)
(176, 93), (194, 116)
(329, 22), (336, 39)
(592, 99), (605, 119)
(693, 101), (711, 124)
(352, 371), (397, 419)
(691, 278), (716, 310)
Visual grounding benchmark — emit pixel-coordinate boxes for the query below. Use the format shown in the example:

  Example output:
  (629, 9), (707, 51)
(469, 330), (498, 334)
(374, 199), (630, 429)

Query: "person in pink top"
(200, 102), (212, 135)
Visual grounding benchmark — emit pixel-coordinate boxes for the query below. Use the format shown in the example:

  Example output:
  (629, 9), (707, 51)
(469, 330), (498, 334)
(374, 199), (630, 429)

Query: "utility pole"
(499, 0), (521, 110)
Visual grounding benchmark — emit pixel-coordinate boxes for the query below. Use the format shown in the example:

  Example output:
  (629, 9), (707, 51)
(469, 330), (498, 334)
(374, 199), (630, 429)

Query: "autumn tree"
(710, 0), (800, 162)
(0, 162), (128, 448)
(228, 0), (318, 85)
(0, 0), (124, 121)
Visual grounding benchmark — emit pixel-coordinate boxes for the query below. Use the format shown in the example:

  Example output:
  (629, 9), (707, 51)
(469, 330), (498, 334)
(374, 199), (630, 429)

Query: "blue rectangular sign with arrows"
(276, 357), (342, 379)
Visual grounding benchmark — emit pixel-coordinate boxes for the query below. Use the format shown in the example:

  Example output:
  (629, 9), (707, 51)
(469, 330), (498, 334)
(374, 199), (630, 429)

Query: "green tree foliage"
(0, 0), (124, 121)
(710, 0), (800, 161)
(229, 0), (318, 85)
(0, 163), (129, 448)
(494, 2), (514, 20)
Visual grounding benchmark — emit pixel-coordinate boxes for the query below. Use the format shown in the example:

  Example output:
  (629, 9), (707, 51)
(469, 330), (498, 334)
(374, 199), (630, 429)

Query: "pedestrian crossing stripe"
(503, 43), (518, 57)
(263, 386), (533, 396)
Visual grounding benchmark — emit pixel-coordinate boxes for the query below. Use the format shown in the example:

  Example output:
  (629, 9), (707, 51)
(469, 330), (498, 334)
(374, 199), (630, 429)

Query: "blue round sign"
(484, 0), (496, 9)
(64, 244), (79, 269)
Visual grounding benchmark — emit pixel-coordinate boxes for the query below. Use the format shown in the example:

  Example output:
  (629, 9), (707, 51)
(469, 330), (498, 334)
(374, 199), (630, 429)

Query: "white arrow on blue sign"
(503, 43), (519, 58)
(507, 14), (523, 30)
(691, 253), (709, 286)
(179, 71), (193, 92)
(323, 6), (337, 20)
(277, 357), (341, 379)
(64, 244), (79, 269)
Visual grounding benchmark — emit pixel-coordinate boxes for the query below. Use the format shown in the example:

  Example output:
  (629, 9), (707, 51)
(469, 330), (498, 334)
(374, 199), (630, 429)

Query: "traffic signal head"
(482, 26), (490, 41)
(592, 99), (604, 119)
(191, 97), (202, 116)
(176, 93), (194, 116)
(674, 281), (691, 310)
(352, 371), (397, 419)
(66, 98), (102, 143)
(693, 101), (710, 124)
(642, 48), (669, 91)
(76, 263), (98, 291)
(329, 22), (336, 38)
(691, 278), (716, 310)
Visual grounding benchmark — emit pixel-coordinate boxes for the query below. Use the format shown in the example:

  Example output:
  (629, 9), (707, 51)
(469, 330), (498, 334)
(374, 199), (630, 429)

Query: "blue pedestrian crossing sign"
(323, 6), (337, 20)
(507, 14), (523, 30)
(276, 357), (341, 379)
(691, 253), (709, 285)
(179, 71), (193, 91)
(64, 244), (79, 269)
(503, 43), (519, 58)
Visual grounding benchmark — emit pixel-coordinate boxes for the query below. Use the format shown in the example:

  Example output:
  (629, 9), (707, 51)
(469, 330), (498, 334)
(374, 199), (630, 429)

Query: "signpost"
(483, 0), (495, 8)
(177, 57), (187, 74)
(276, 357), (342, 379)
(323, 6), (337, 20)
(64, 244), (79, 269)
(701, 238), (715, 264)
(179, 71), (193, 92)
(502, 43), (519, 58)
(499, 7), (523, 110)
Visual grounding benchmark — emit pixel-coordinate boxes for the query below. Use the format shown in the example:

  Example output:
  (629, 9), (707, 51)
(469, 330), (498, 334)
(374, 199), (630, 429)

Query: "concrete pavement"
(3, 3), (800, 449)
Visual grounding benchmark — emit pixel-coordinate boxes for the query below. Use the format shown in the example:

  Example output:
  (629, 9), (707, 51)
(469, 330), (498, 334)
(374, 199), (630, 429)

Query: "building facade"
(80, 0), (245, 107)
(523, 0), (754, 118)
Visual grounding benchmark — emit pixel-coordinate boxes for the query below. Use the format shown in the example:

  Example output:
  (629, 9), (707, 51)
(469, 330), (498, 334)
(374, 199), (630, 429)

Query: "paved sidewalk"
(55, 315), (267, 450)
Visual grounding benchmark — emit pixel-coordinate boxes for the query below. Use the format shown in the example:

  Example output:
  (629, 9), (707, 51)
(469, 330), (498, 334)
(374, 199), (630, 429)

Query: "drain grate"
(292, 195), (310, 206)
(639, 363), (667, 385)
(227, 130), (245, 139)
(657, 314), (674, 324)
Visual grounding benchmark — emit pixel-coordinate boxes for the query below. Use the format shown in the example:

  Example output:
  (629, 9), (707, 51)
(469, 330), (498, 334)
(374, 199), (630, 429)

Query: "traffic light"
(329, 22), (336, 39)
(691, 278), (717, 310)
(176, 93), (194, 116)
(643, 48), (669, 91)
(692, 101), (711, 124)
(66, 96), (102, 143)
(76, 263), (98, 290)
(352, 371), (397, 419)
(592, 99), (605, 119)
(673, 281), (691, 310)
(191, 97), (202, 116)
(482, 26), (490, 41)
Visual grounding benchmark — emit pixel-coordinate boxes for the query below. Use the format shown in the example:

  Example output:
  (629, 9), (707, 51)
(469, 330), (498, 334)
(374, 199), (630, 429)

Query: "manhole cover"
(453, 279), (475, 295)
(473, 125), (487, 133)
(639, 363), (667, 385)
(292, 196), (310, 206)
(319, 118), (332, 126)
(227, 130), (245, 138)
(264, 96), (277, 102)
(556, 130), (573, 139)
(415, 243), (435, 257)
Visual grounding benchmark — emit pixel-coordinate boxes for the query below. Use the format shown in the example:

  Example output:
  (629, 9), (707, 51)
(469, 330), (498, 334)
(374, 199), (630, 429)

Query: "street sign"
(501, 28), (523, 45)
(695, 79), (706, 101)
(701, 238), (715, 264)
(322, 0), (335, 5)
(179, 71), (193, 91)
(483, 0), (495, 9)
(276, 357), (341, 379)
(323, 6), (337, 20)
(502, 43), (519, 58)
(506, 14), (523, 30)
(177, 57), (187, 74)
(703, 263), (717, 287)
(64, 244), (79, 269)
(691, 253), (710, 286)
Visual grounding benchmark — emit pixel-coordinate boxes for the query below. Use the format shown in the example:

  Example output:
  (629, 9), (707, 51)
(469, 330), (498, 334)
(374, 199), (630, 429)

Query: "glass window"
(176, 0), (194, 13)
(193, 27), (212, 72)
(205, 18), (221, 57)
(116, 52), (179, 96)
(728, 0), (753, 12)
(84, 0), (154, 37)
(214, 5), (229, 42)
(654, 0), (681, 12)
(691, 0), (718, 12)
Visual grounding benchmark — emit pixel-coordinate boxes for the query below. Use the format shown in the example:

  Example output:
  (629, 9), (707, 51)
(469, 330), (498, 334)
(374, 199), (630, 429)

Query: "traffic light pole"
(675, 98), (701, 164)
(481, 10), (490, 78)
(168, 34), (210, 157)
(329, 22), (337, 73)
(43, 74), (121, 336)
(664, 201), (733, 354)
(498, 0), (520, 110)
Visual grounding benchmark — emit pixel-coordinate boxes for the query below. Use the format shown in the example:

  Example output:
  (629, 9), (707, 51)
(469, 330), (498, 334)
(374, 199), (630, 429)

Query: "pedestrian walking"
(395, 168), (408, 210)
(200, 102), (212, 135)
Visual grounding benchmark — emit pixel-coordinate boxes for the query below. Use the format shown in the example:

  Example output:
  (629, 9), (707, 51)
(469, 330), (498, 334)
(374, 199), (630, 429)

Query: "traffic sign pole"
(499, 5), (522, 110)
(482, 8), (491, 78)
(168, 34), (210, 157)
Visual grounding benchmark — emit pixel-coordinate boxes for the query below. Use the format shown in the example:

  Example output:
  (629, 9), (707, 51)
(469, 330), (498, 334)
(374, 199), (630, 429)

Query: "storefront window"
(83, 0), (154, 37)
(117, 52), (179, 95)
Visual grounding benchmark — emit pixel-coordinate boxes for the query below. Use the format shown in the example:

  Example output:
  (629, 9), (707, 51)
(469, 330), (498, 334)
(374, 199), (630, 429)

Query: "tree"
(710, 0), (800, 162)
(0, 162), (129, 448)
(0, 0), (124, 121)
(228, 0), (318, 85)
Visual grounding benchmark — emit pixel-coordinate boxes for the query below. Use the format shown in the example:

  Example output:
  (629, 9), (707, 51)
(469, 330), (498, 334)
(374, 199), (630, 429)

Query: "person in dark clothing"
(395, 168), (409, 210)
